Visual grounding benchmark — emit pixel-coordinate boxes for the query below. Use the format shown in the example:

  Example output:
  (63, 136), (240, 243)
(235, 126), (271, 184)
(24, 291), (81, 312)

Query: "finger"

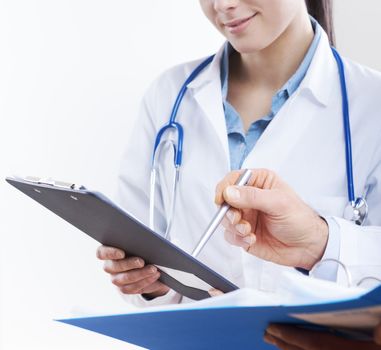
(225, 208), (242, 225)
(215, 169), (281, 206)
(223, 219), (252, 237)
(224, 230), (256, 250)
(223, 186), (287, 215)
(215, 170), (242, 205)
(110, 265), (158, 287)
(140, 280), (170, 295)
(208, 288), (224, 297)
(222, 215), (250, 235)
(246, 168), (278, 189)
(264, 333), (303, 350)
(266, 325), (318, 349)
(96, 245), (125, 260)
(119, 272), (161, 294)
(103, 256), (145, 274)
(234, 219), (252, 236)
(266, 324), (376, 350)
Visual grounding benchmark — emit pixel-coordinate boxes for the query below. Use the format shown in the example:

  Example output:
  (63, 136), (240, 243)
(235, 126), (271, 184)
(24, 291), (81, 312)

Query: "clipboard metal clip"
(13, 175), (86, 191)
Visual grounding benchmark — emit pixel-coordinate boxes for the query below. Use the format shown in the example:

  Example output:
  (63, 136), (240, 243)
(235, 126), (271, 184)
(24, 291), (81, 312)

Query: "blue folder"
(58, 285), (381, 350)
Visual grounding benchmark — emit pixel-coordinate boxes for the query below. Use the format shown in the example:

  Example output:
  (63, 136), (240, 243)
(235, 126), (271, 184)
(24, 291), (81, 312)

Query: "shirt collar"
(220, 17), (322, 101)
(282, 17), (321, 97)
(188, 18), (336, 109)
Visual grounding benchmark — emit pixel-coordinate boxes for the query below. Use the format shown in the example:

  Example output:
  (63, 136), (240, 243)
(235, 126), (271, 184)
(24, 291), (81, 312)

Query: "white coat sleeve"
(114, 78), (182, 307)
(318, 146), (381, 285)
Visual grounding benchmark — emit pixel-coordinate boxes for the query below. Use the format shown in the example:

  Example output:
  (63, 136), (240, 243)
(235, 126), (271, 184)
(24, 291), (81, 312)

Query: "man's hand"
(215, 169), (329, 270)
(264, 324), (381, 350)
(97, 245), (170, 298)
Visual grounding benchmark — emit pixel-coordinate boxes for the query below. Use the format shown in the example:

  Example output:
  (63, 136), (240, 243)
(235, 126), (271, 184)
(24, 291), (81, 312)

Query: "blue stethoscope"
(149, 48), (368, 237)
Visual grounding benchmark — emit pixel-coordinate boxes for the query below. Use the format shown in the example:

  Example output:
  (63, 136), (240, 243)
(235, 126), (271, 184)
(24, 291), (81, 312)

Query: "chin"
(229, 40), (269, 54)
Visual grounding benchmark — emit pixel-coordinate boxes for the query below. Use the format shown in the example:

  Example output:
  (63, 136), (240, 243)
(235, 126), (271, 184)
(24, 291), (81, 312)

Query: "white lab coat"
(117, 30), (381, 307)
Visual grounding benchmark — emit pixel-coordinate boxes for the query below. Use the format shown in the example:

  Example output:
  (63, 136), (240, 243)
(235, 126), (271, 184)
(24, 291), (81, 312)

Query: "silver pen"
(191, 169), (252, 257)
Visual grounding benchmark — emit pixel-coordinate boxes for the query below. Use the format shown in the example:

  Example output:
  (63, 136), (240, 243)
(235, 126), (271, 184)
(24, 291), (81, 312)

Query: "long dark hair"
(305, 0), (335, 46)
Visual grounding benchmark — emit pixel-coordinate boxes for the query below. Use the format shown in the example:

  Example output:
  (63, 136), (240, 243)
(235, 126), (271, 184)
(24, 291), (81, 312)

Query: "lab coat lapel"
(242, 92), (323, 171)
(187, 45), (230, 166)
(242, 31), (338, 171)
(192, 79), (230, 162)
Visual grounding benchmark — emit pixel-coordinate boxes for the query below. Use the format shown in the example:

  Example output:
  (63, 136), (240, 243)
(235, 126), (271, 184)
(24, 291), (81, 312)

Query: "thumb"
(223, 186), (286, 215)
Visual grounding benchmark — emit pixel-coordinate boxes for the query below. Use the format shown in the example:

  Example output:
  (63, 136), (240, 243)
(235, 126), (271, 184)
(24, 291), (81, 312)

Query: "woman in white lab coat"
(97, 0), (381, 310)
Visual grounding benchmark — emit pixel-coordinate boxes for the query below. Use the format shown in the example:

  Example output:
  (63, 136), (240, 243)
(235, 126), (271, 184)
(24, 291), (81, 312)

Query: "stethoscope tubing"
(169, 55), (215, 125)
(150, 47), (367, 234)
(151, 55), (215, 169)
(331, 47), (356, 204)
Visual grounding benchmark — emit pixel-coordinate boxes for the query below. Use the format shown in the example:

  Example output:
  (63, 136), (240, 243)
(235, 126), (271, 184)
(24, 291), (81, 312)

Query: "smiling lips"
(224, 13), (257, 34)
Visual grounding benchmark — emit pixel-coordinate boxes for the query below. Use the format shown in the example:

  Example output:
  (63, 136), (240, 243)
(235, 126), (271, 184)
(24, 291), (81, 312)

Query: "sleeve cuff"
(120, 289), (182, 308)
(309, 216), (341, 282)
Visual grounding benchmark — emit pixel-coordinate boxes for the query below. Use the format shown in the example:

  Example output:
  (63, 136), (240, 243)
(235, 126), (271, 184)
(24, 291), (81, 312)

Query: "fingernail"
(263, 332), (276, 345)
(226, 210), (235, 223)
(225, 186), (240, 200)
(266, 325), (281, 337)
(209, 288), (224, 297)
(243, 234), (255, 246)
(135, 258), (143, 267)
(236, 224), (247, 235)
(149, 266), (157, 274)
(116, 250), (124, 259)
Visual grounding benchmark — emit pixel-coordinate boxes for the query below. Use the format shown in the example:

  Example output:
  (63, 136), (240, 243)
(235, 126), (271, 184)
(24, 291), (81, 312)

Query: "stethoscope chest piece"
(343, 197), (368, 226)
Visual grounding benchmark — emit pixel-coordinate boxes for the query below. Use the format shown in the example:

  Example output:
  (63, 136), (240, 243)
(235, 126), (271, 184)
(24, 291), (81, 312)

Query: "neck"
(231, 14), (314, 91)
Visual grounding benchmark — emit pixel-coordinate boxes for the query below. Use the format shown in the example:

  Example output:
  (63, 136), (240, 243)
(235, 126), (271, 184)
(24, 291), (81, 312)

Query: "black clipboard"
(6, 177), (238, 300)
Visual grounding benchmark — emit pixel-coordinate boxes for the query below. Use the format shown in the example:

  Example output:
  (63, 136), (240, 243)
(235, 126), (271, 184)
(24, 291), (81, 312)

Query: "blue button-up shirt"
(221, 19), (322, 170)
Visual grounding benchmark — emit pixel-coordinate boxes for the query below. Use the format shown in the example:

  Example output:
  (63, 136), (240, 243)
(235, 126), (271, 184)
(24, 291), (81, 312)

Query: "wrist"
(301, 216), (329, 270)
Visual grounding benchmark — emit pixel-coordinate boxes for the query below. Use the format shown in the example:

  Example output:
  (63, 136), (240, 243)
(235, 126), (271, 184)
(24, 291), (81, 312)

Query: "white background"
(1, 1), (381, 349)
